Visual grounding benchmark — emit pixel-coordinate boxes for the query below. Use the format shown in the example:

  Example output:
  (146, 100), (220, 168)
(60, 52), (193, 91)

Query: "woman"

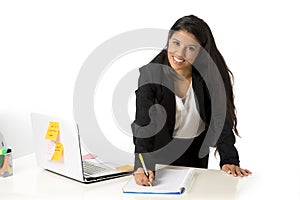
(131, 15), (251, 186)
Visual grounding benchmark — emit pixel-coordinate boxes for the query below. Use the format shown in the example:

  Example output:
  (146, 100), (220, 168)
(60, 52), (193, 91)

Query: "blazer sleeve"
(200, 70), (240, 168)
(131, 66), (157, 171)
(216, 119), (240, 167)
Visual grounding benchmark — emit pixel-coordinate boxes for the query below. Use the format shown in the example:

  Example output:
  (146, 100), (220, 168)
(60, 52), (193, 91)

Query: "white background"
(0, 0), (299, 199)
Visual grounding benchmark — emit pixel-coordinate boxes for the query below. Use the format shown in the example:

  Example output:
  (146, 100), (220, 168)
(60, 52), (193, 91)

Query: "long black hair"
(152, 15), (239, 136)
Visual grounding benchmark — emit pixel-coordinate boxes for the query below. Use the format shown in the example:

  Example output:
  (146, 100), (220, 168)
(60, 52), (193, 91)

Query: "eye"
(172, 40), (180, 46)
(187, 46), (196, 52)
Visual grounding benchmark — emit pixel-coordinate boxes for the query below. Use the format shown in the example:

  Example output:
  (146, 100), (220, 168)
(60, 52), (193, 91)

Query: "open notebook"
(123, 167), (195, 195)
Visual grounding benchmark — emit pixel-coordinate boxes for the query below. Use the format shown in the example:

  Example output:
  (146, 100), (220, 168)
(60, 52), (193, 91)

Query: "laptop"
(31, 112), (133, 183)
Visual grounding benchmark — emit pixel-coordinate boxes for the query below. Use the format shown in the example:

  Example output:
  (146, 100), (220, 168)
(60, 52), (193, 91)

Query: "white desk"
(0, 154), (255, 200)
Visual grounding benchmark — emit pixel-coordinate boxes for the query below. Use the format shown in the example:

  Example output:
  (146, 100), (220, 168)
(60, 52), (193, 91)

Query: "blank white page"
(123, 168), (195, 194)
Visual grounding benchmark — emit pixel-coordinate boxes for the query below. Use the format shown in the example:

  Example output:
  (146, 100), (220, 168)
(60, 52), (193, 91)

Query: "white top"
(173, 82), (206, 139)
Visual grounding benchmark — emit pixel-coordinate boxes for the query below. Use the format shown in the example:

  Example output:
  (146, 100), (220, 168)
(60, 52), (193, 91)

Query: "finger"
(148, 170), (155, 183)
(228, 165), (237, 176)
(246, 169), (252, 174)
(239, 168), (252, 176)
(221, 165), (232, 175)
(239, 168), (247, 176)
(243, 169), (252, 176)
(134, 168), (150, 186)
(235, 167), (243, 177)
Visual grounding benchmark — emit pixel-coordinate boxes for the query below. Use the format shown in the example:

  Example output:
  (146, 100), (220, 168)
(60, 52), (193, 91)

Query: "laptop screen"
(31, 113), (133, 183)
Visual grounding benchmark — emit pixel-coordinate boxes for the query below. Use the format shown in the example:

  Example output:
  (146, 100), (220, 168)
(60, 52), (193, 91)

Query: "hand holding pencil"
(133, 153), (154, 186)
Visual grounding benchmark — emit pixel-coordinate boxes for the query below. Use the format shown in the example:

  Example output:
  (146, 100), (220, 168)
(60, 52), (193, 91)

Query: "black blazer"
(132, 52), (240, 171)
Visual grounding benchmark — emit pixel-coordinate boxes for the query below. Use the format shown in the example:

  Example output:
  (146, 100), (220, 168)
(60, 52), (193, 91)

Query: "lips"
(173, 56), (185, 64)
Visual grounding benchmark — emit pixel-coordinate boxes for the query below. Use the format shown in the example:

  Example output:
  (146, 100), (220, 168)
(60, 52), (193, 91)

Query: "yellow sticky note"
(51, 142), (64, 161)
(45, 122), (60, 140)
(116, 165), (134, 172)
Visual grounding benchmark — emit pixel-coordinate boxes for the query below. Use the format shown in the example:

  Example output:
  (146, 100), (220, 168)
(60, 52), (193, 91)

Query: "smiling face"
(167, 30), (201, 75)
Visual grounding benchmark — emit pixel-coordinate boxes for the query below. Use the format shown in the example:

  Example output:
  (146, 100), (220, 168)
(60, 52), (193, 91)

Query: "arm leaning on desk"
(0, 153), (252, 200)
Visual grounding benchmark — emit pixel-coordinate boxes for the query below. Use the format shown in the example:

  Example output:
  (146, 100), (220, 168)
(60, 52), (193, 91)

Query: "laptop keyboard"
(83, 161), (106, 175)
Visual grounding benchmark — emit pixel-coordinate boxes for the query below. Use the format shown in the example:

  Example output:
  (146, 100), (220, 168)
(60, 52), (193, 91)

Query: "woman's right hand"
(133, 167), (155, 186)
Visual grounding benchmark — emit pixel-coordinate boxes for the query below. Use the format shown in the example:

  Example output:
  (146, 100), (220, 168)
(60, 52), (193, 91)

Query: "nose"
(175, 46), (186, 58)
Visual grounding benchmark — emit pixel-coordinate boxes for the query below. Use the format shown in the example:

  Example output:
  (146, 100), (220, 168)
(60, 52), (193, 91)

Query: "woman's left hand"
(221, 164), (252, 177)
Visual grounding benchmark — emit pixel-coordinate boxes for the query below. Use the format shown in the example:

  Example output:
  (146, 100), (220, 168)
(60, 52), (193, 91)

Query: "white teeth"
(173, 56), (184, 63)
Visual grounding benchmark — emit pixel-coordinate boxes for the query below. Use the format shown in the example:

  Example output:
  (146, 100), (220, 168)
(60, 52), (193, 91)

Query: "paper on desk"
(123, 168), (195, 194)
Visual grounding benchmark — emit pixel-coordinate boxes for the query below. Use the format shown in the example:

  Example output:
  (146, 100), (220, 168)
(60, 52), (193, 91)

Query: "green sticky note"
(1, 148), (7, 154)
(0, 155), (4, 167)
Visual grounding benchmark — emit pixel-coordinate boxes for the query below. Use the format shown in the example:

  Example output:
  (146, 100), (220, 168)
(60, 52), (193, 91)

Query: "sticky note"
(46, 140), (56, 160)
(82, 153), (97, 160)
(1, 148), (7, 155)
(45, 122), (60, 140)
(116, 165), (134, 172)
(51, 142), (64, 161)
